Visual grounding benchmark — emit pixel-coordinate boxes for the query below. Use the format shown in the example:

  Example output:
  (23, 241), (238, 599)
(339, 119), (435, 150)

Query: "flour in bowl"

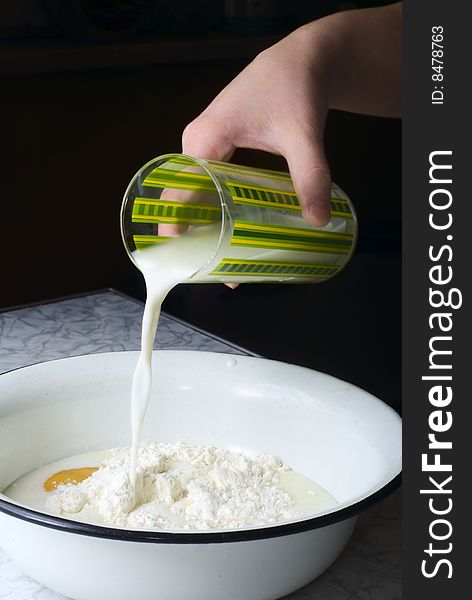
(4, 441), (338, 531)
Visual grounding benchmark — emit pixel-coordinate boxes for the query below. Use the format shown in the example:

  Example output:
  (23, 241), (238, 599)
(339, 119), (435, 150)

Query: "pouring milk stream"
(129, 225), (220, 486)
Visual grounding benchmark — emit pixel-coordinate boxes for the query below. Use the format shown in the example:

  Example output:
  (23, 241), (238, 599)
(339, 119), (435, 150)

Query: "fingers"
(182, 116), (235, 162)
(183, 114), (332, 229)
(284, 135), (332, 227)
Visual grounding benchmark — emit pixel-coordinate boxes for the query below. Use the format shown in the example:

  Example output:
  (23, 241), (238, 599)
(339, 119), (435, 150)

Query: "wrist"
(286, 19), (346, 105)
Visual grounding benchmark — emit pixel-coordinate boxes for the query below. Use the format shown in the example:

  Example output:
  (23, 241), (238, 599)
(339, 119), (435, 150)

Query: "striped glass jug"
(121, 154), (357, 283)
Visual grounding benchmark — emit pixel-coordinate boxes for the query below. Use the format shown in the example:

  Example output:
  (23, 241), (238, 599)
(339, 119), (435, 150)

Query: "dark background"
(1, 0), (400, 411)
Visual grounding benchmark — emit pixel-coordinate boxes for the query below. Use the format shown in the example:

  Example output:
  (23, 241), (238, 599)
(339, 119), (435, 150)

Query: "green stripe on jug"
(230, 195), (300, 212)
(164, 157), (196, 167)
(227, 181), (297, 197)
(229, 185), (352, 218)
(234, 221), (353, 241)
(143, 168), (216, 192)
(231, 222), (352, 253)
(231, 238), (350, 254)
(210, 258), (339, 278)
(231, 196), (352, 218)
(132, 198), (219, 224)
(230, 184), (299, 207)
(143, 168), (295, 198)
(132, 235), (170, 250)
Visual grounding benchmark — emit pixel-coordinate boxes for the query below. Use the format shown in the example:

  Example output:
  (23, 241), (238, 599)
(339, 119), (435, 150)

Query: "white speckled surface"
(0, 290), (401, 599)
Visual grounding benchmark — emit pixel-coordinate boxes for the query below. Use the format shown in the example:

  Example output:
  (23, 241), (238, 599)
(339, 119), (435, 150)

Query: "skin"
(181, 2), (402, 227)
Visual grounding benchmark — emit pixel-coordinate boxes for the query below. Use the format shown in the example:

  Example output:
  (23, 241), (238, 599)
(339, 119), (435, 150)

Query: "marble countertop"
(0, 289), (401, 600)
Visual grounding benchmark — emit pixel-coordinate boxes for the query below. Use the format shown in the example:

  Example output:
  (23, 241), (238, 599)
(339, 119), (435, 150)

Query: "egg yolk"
(44, 467), (98, 491)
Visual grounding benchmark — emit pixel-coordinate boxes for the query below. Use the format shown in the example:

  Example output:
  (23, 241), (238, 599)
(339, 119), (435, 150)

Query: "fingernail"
(306, 200), (330, 226)
(225, 283), (238, 290)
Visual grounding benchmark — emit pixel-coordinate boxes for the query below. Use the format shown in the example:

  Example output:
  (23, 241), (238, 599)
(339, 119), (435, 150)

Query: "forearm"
(292, 2), (402, 118)
(181, 4), (402, 226)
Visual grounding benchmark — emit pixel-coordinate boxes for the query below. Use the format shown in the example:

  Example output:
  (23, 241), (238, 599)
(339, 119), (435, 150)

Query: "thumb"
(284, 137), (331, 227)
(182, 115), (235, 162)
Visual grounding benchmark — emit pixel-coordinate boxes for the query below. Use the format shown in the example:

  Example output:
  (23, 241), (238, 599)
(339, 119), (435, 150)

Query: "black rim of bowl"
(0, 353), (402, 544)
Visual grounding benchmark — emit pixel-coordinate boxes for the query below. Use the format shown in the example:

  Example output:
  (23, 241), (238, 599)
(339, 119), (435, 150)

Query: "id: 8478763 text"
(431, 26), (444, 105)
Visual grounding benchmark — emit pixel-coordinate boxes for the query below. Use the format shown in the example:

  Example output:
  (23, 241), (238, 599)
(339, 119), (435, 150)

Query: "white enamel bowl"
(0, 351), (401, 600)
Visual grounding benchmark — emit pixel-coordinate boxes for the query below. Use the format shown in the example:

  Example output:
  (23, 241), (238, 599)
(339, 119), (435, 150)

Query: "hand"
(182, 27), (333, 227)
(181, 3), (402, 228)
